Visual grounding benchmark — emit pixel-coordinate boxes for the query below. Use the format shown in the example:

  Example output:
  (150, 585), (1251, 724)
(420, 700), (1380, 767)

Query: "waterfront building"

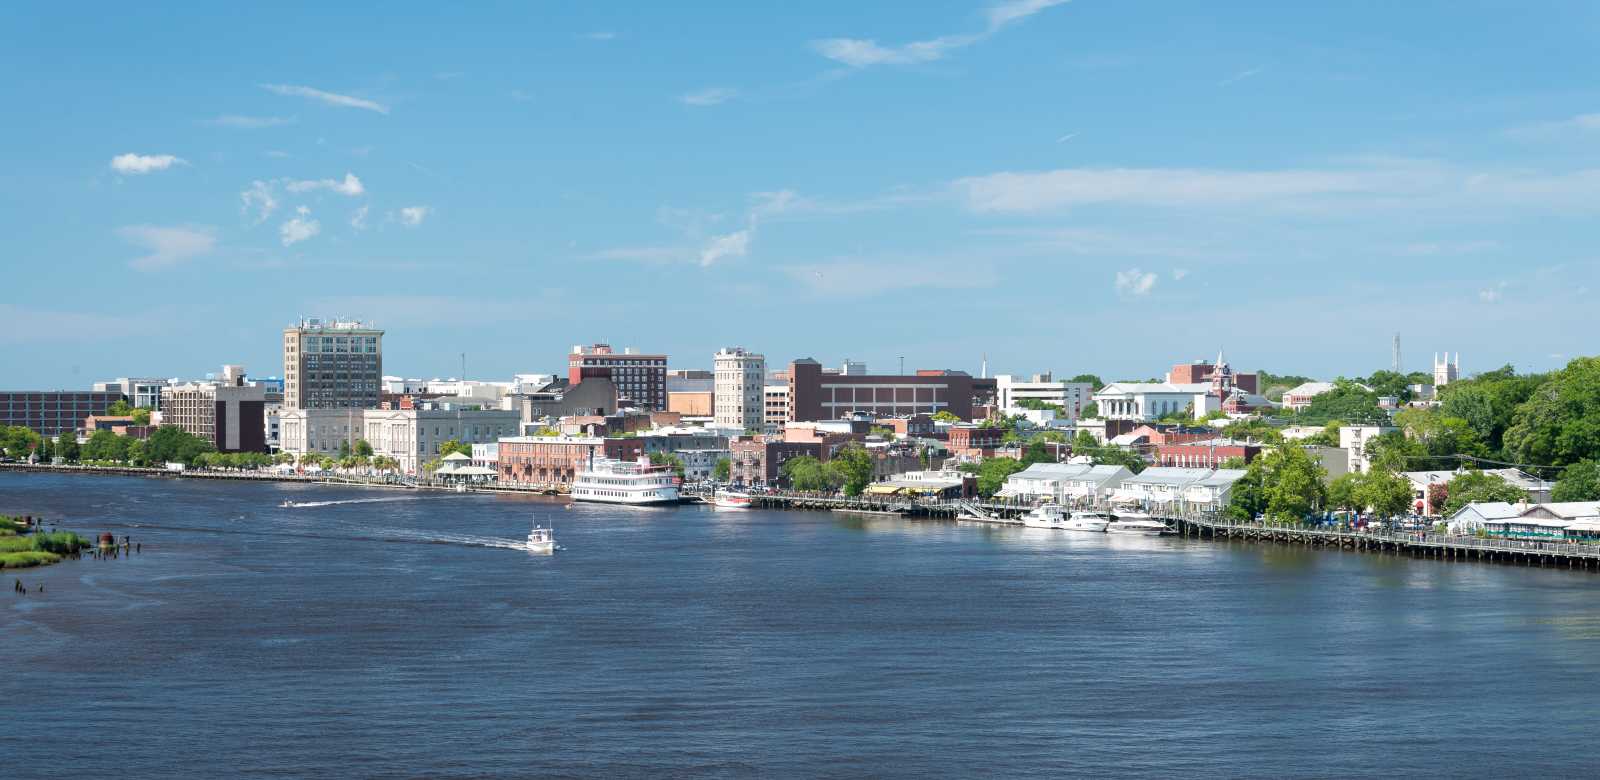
(728, 435), (823, 486)
(496, 434), (645, 487)
(0, 390), (126, 437)
(282, 318), (384, 410)
(1338, 424), (1398, 473)
(568, 343), (667, 410)
(471, 442), (499, 469)
(994, 373), (1094, 419)
(1404, 468), (1553, 515)
(277, 408), (366, 459)
(159, 365), (268, 453)
(713, 347), (766, 432)
(673, 448), (727, 481)
(362, 406), (521, 474)
(1059, 465), (1135, 502)
(785, 359), (977, 422)
(92, 377), (171, 411)
(998, 463), (1135, 503)
(1113, 467), (1247, 510)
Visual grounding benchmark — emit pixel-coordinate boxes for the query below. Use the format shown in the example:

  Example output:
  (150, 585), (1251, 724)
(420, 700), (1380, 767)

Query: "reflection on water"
(5, 471), (1600, 778)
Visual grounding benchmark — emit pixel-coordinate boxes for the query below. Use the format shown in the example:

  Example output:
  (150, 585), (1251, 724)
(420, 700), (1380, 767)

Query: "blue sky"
(5, 0), (1599, 388)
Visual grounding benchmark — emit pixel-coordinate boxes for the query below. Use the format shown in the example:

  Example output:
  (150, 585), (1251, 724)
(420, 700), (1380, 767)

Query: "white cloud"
(110, 153), (185, 175)
(1115, 268), (1157, 297)
(398, 206), (431, 227)
(285, 172), (365, 196)
(280, 207), (321, 246)
(260, 83), (390, 114)
(118, 225), (217, 271)
(1479, 282), (1507, 303)
(1172, 268), (1190, 281)
(681, 87), (738, 106)
(812, 0), (1067, 68)
(1218, 67), (1263, 87)
(240, 180), (278, 224)
(699, 230), (751, 267)
(204, 115), (295, 129)
(350, 205), (369, 231)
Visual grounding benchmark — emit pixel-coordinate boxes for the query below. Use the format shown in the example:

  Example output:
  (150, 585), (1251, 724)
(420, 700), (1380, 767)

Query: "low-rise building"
(1113, 467), (1247, 510)
(1155, 438), (1263, 468)
(1404, 468), (1554, 515)
(947, 425), (1003, 458)
(497, 435), (645, 486)
(0, 390), (126, 437)
(362, 407), (520, 474)
(994, 373), (1094, 419)
(728, 435), (822, 486)
(1338, 424), (1397, 474)
(92, 377), (171, 411)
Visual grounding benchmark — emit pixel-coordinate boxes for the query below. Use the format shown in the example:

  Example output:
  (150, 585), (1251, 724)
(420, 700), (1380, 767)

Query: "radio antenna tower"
(1392, 333), (1401, 373)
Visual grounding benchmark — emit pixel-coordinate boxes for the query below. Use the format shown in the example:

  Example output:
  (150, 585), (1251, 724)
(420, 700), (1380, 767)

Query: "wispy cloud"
(1218, 67), (1263, 87)
(1114, 268), (1157, 297)
(589, 246), (684, 264)
(1508, 112), (1600, 139)
(581, 31), (617, 41)
(811, 0), (1068, 68)
(285, 172), (365, 196)
(240, 180), (278, 224)
(350, 205), (369, 231)
(1055, 132), (1078, 143)
(119, 225), (217, 271)
(1172, 268), (1190, 281)
(280, 206), (320, 246)
(397, 206), (431, 227)
(260, 83), (389, 114)
(203, 114), (296, 129)
(681, 87), (738, 106)
(1479, 281), (1507, 303)
(1395, 240), (1498, 256)
(955, 166), (1412, 212)
(110, 153), (186, 175)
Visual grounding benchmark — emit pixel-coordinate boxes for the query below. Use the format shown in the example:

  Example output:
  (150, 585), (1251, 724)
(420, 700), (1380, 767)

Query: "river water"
(4, 472), (1599, 777)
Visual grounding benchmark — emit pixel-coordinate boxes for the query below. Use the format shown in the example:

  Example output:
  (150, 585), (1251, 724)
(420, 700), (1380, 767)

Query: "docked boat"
(712, 492), (753, 509)
(1065, 511), (1112, 532)
(1022, 503), (1071, 529)
(570, 455), (682, 505)
(525, 525), (555, 554)
(1106, 511), (1169, 536)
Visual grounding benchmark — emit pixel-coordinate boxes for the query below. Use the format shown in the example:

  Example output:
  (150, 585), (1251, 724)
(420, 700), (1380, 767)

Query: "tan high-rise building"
(714, 347), (766, 432)
(282, 319), (384, 410)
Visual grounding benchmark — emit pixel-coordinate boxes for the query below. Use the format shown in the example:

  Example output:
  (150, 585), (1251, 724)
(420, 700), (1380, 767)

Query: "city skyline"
(6, 1), (1598, 386)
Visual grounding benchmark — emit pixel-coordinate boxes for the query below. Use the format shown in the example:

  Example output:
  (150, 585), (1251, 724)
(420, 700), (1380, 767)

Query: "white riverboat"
(571, 455), (682, 506)
(1065, 511), (1113, 532)
(525, 525), (555, 554)
(1106, 510), (1169, 536)
(1024, 505), (1112, 532)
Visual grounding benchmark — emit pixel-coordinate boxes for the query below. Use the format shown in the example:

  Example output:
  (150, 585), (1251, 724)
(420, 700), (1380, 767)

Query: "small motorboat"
(712, 492), (754, 509)
(526, 524), (556, 554)
(280, 499), (299, 509)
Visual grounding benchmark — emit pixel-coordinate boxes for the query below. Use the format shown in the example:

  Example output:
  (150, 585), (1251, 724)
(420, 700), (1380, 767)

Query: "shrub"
(0, 536), (34, 553)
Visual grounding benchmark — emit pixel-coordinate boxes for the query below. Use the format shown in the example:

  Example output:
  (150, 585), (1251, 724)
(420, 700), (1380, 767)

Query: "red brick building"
(568, 343), (668, 411)
(947, 425), (1004, 458)
(497, 435), (644, 486)
(1155, 438), (1262, 468)
(1168, 359), (1258, 394)
(787, 359), (977, 422)
(729, 435), (823, 486)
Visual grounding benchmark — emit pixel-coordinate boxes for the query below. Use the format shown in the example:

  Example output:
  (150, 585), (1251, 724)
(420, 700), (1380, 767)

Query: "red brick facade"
(498, 436), (644, 486)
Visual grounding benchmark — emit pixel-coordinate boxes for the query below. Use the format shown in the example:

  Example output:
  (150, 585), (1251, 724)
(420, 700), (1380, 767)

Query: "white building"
(362, 407), (521, 474)
(1433, 352), (1460, 387)
(1113, 467), (1247, 509)
(998, 462), (1131, 502)
(279, 408), (367, 459)
(995, 373), (1094, 419)
(763, 384), (790, 433)
(1338, 424), (1397, 474)
(1093, 382), (1216, 422)
(471, 442), (499, 469)
(1281, 382), (1337, 411)
(92, 377), (172, 410)
(714, 347), (766, 432)
(675, 449), (727, 481)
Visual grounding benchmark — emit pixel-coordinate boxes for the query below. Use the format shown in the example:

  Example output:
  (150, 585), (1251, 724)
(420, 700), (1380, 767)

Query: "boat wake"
(120, 521), (533, 552)
(282, 496), (422, 509)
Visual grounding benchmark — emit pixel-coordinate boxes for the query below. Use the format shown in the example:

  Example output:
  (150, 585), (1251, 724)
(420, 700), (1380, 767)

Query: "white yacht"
(525, 525), (555, 554)
(1106, 510), (1169, 536)
(571, 455), (682, 506)
(1065, 511), (1112, 532)
(1024, 505), (1111, 532)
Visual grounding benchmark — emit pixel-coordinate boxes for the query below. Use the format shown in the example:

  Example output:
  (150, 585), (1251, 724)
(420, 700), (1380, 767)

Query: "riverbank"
(0, 462), (564, 495)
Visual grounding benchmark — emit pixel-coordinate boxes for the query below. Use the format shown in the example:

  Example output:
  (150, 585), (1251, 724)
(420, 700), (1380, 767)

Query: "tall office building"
(713, 347), (766, 431)
(568, 344), (667, 410)
(282, 318), (384, 410)
(161, 365), (267, 453)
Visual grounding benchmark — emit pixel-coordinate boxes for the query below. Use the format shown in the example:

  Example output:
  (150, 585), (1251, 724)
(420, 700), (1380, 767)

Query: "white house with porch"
(1113, 467), (1247, 510)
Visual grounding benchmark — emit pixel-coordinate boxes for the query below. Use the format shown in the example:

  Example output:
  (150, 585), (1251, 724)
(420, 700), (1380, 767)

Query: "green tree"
(1394, 407), (1485, 469)
(1357, 469), (1414, 518)
(1552, 459), (1600, 503)
(1068, 374), (1104, 391)
(1295, 380), (1383, 424)
(1503, 357), (1600, 468)
(107, 399), (133, 416)
(830, 444), (876, 497)
(781, 455), (841, 492)
(145, 425), (214, 466)
(130, 408), (152, 426)
(1241, 442), (1328, 522)
(1364, 431), (1426, 473)
(1327, 472), (1363, 512)
(438, 439), (473, 458)
(354, 439), (374, 457)
(649, 452), (686, 476)
(2, 426), (41, 459)
(712, 457), (731, 482)
(1079, 402), (1099, 418)
(1221, 418), (1284, 444)
(338, 439), (352, 458)
(82, 429), (122, 461)
(1226, 466), (1267, 521)
(1442, 470), (1527, 515)
(54, 431), (79, 462)
(931, 411), (961, 423)
(1013, 398), (1058, 411)
(975, 457), (1025, 497)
